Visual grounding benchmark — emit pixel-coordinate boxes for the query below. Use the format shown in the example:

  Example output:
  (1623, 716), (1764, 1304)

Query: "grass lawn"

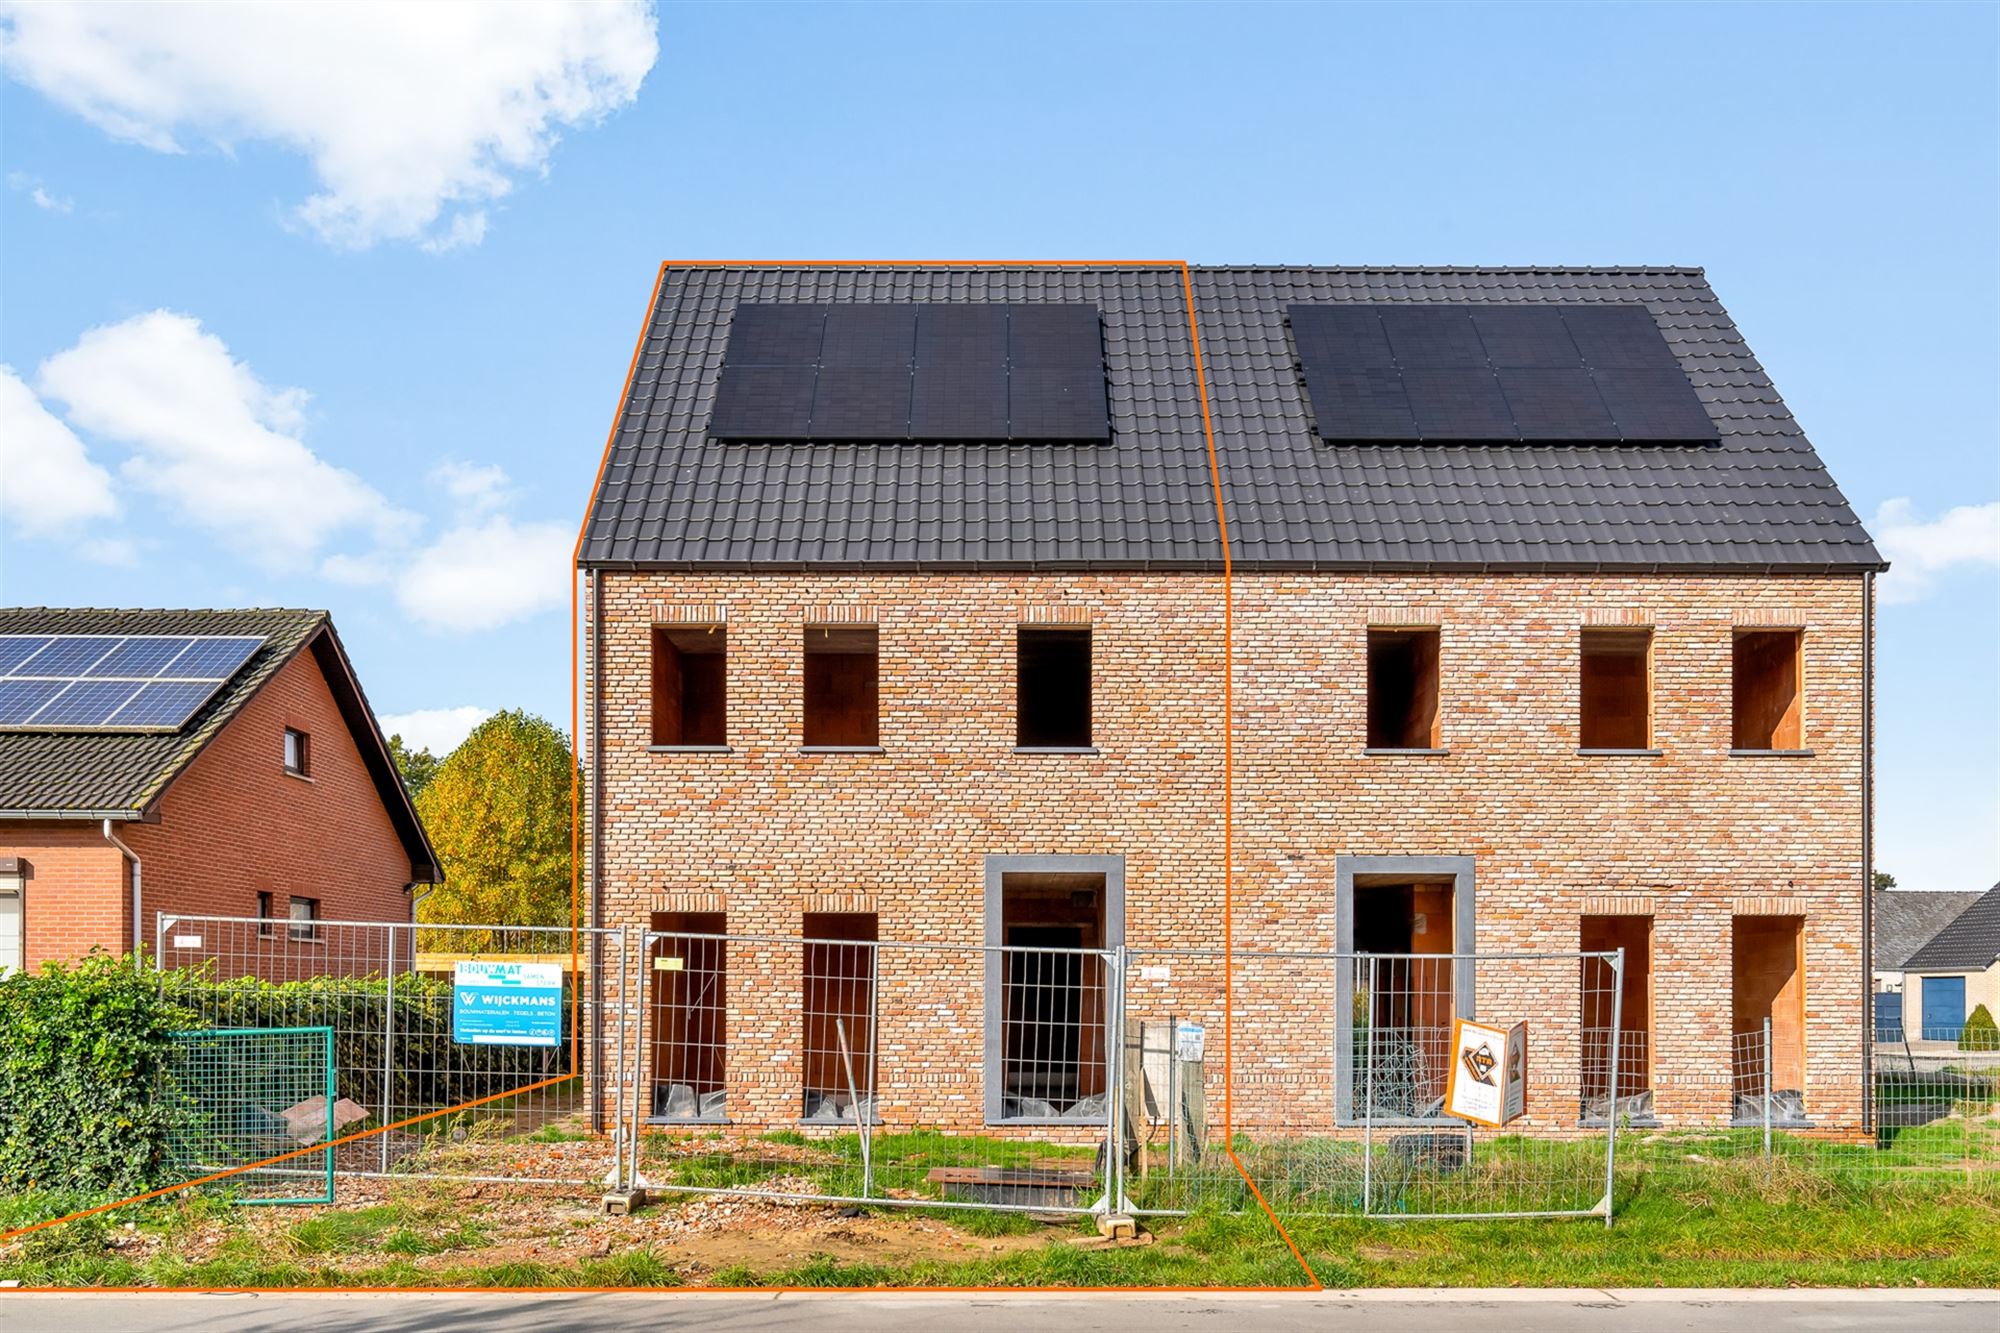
(4, 1131), (1997, 1289)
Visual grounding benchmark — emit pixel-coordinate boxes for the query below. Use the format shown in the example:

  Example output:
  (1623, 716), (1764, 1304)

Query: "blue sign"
(453, 961), (563, 1047)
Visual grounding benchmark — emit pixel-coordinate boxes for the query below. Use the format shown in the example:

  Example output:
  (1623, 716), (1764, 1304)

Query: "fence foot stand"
(601, 1187), (647, 1217)
(1095, 1212), (1138, 1240)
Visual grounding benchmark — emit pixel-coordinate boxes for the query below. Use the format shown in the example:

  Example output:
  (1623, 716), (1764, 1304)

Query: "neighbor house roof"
(1903, 885), (2000, 974)
(578, 263), (1881, 573)
(0, 607), (439, 882)
(1875, 889), (1987, 971)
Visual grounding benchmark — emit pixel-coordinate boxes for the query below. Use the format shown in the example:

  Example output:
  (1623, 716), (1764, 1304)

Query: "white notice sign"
(1444, 1018), (1527, 1128)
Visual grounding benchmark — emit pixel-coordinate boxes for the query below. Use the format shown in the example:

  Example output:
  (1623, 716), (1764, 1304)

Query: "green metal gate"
(167, 1026), (337, 1206)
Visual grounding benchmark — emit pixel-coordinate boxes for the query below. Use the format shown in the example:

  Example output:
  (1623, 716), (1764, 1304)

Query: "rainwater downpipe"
(103, 819), (141, 956)
(1861, 570), (1876, 1133)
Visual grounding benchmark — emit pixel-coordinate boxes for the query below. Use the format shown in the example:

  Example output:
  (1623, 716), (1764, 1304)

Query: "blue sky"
(1, 2), (1994, 889)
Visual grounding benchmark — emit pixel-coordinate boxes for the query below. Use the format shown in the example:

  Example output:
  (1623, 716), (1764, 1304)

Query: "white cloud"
(432, 460), (513, 515)
(6, 170), (72, 212)
(379, 704), (492, 757)
(33, 310), (411, 571)
(0, 2), (657, 251)
(0, 363), (118, 537)
(1872, 497), (2000, 605)
(396, 511), (573, 632)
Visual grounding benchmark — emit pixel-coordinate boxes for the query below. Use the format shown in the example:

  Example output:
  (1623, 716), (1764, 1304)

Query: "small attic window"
(1366, 628), (1441, 750)
(1580, 629), (1652, 750)
(283, 728), (310, 776)
(1733, 629), (1803, 751)
(803, 626), (879, 748)
(1017, 627), (1091, 749)
(652, 627), (727, 748)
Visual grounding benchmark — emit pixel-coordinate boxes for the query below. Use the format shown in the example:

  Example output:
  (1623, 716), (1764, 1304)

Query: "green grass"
(7, 1123), (1999, 1289)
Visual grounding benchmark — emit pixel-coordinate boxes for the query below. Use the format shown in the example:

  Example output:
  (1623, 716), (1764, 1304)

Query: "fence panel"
(166, 1026), (335, 1204)
(154, 915), (629, 1191)
(1119, 946), (1622, 1223)
(629, 931), (1118, 1215)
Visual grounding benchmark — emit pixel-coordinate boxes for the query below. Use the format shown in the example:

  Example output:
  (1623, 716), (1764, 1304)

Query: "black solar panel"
(1496, 368), (1618, 440)
(1289, 303), (1715, 444)
(1592, 368), (1719, 440)
(708, 303), (1107, 443)
(0, 633), (264, 731)
(809, 367), (914, 439)
(1403, 368), (1515, 439)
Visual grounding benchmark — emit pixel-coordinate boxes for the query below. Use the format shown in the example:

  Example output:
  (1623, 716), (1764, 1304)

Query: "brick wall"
(2, 641), (416, 967)
(587, 570), (1868, 1136)
(0, 822), (128, 968)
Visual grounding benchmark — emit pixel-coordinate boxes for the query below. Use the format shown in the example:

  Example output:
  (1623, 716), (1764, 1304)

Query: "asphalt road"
(3, 1291), (1998, 1332)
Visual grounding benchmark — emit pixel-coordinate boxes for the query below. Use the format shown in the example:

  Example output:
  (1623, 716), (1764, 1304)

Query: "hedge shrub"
(158, 970), (577, 1119)
(1962, 1003), (1999, 1053)
(0, 952), (195, 1194)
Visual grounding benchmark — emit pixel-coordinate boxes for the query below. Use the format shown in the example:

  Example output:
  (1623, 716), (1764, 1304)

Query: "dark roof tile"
(579, 265), (1881, 572)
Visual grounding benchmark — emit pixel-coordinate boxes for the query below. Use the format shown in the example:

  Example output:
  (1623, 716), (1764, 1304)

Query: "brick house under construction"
(578, 263), (1883, 1139)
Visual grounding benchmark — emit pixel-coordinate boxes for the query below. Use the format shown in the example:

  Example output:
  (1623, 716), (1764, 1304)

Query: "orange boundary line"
(1176, 262), (1320, 1290)
(1, 258), (1323, 1293)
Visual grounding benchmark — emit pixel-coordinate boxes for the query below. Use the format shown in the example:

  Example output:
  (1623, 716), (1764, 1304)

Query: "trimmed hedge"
(1962, 1003), (1998, 1053)
(0, 953), (195, 1194)
(158, 969), (577, 1120)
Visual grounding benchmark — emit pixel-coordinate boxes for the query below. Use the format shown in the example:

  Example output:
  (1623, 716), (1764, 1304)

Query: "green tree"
(388, 733), (443, 800)
(1873, 870), (1897, 891)
(414, 710), (576, 933)
(1961, 1003), (1998, 1053)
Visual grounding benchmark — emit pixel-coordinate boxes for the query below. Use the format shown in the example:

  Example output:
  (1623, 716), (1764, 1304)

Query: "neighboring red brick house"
(0, 608), (439, 970)
(577, 264), (1884, 1137)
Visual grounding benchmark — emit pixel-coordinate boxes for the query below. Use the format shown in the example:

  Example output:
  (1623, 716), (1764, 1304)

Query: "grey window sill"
(645, 1116), (731, 1128)
(799, 746), (885, 754)
(1582, 1116), (1661, 1129)
(647, 745), (733, 754)
(1014, 746), (1099, 755)
(1362, 747), (1451, 757)
(1578, 748), (1664, 757)
(283, 769), (313, 783)
(1729, 749), (1815, 758)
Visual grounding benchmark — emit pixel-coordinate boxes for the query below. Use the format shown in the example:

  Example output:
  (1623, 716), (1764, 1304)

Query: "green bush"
(0, 952), (195, 1194)
(158, 969), (575, 1118)
(1960, 1003), (1998, 1052)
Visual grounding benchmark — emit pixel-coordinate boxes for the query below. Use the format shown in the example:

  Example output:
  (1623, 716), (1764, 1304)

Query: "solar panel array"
(0, 634), (265, 731)
(1288, 304), (1718, 444)
(709, 304), (1111, 443)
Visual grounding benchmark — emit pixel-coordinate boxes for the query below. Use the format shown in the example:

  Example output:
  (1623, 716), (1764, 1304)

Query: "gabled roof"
(0, 608), (439, 883)
(579, 263), (1881, 573)
(1875, 889), (1987, 970)
(1903, 885), (2000, 973)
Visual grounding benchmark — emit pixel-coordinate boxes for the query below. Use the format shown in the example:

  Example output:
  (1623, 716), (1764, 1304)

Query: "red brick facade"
(3, 644), (417, 968)
(585, 570), (1869, 1135)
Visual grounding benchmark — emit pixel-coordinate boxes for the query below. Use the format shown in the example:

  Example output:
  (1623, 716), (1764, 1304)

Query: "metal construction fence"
(166, 1026), (336, 1205)
(153, 914), (631, 1194)
(142, 918), (2000, 1219)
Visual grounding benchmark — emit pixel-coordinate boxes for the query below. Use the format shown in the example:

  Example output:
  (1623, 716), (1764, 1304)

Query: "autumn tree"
(414, 710), (576, 933)
(388, 733), (443, 799)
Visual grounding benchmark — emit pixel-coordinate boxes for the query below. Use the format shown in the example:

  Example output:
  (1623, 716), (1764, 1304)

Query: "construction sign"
(1444, 1017), (1527, 1127)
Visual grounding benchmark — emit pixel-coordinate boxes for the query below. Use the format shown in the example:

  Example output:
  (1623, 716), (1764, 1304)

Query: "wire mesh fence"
(153, 915), (630, 1191)
(165, 1026), (335, 1205)
(119, 914), (2000, 1219)
(629, 931), (1118, 1215)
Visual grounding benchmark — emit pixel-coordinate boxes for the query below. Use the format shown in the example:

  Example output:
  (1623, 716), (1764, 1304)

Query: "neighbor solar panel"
(708, 303), (1108, 442)
(0, 634), (264, 731)
(1289, 303), (1716, 444)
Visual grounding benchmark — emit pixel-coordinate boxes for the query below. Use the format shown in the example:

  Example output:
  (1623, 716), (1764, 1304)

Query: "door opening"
(1353, 880), (1455, 1119)
(1731, 915), (1807, 1124)
(997, 873), (1106, 1121)
(649, 911), (726, 1121)
(1581, 915), (1653, 1122)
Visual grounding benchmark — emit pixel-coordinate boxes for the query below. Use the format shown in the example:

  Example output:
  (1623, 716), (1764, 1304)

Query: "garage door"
(1921, 976), (1966, 1042)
